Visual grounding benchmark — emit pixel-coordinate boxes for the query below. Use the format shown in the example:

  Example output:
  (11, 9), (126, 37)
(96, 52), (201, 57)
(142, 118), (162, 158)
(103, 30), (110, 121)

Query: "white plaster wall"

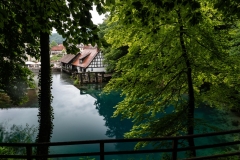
(77, 67), (81, 73)
(85, 67), (106, 72)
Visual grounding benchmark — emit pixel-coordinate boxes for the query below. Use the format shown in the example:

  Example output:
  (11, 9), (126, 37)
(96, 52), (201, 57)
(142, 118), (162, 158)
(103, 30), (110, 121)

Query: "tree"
(0, 0), (106, 158)
(228, 23), (240, 56)
(214, 0), (240, 18)
(29, 0), (104, 157)
(103, 0), (240, 157)
(98, 18), (129, 73)
(0, 1), (39, 105)
(50, 40), (58, 48)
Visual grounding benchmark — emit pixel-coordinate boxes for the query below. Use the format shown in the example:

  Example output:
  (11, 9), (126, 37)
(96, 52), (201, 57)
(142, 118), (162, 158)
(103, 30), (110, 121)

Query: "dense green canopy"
(102, 0), (240, 155)
(0, 1), (39, 105)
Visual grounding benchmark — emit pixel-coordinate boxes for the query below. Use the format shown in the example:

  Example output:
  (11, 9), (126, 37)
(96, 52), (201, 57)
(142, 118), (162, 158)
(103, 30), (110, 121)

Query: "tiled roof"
(72, 48), (99, 68)
(71, 53), (82, 66)
(83, 44), (98, 49)
(79, 51), (91, 60)
(59, 54), (76, 63)
(51, 44), (65, 51)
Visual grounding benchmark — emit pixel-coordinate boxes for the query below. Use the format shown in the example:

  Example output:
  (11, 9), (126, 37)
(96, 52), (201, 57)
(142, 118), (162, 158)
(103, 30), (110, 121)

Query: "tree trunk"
(178, 11), (196, 157)
(36, 31), (53, 159)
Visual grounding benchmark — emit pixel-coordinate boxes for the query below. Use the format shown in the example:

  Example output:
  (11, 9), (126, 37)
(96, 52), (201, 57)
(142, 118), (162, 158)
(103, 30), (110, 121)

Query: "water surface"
(0, 72), (239, 159)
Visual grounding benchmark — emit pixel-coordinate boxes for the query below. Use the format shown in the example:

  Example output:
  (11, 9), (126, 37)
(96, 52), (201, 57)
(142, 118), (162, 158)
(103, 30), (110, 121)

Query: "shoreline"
(29, 67), (61, 73)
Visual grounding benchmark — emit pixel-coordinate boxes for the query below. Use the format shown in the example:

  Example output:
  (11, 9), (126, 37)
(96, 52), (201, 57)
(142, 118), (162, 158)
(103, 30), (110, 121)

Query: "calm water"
(0, 72), (239, 159)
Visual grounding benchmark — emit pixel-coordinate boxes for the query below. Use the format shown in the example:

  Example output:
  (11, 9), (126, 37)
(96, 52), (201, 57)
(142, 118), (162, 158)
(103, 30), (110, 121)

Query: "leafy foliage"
(229, 23), (240, 56)
(0, 123), (36, 155)
(50, 54), (63, 61)
(102, 0), (240, 152)
(50, 40), (58, 48)
(0, 92), (11, 108)
(0, 1), (39, 105)
(214, 0), (240, 19)
(98, 18), (129, 73)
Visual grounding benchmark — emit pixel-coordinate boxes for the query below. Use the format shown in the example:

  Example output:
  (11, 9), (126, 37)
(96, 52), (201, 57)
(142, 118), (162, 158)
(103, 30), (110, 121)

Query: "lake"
(0, 72), (239, 159)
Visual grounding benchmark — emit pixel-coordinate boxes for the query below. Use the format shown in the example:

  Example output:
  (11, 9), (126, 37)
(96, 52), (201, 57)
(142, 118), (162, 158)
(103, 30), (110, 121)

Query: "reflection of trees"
(91, 88), (136, 156)
(35, 102), (53, 159)
(0, 123), (36, 155)
(79, 83), (106, 97)
(35, 70), (54, 159)
(95, 91), (132, 139)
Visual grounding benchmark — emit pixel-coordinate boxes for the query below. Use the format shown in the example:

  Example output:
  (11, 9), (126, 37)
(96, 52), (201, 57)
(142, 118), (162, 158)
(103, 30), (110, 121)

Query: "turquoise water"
(0, 72), (239, 159)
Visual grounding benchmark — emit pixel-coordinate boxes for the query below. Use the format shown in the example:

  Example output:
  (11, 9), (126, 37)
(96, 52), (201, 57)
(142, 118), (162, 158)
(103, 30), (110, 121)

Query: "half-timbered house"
(59, 46), (105, 73)
(59, 44), (106, 84)
(72, 47), (105, 73)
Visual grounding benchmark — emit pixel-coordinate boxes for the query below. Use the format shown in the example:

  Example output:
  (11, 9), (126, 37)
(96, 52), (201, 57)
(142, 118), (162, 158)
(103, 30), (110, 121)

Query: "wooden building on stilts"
(60, 45), (109, 84)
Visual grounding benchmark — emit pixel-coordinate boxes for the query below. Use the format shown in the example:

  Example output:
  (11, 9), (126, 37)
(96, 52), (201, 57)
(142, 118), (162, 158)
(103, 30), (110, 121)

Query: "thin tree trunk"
(36, 31), (53, 159)
(177, 10), (196, 157)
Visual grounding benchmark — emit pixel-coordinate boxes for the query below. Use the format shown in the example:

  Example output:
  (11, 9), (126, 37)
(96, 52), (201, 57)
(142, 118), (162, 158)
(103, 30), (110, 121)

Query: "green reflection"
(0, 123), (37, 156)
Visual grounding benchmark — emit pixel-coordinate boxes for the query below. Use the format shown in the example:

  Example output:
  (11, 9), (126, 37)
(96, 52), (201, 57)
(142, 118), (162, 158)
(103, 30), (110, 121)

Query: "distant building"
(59, 45), (105, 73)
(72, 47), (105, 73)
(59, 54), (78, 71)
(50, 44), (66, 56)
(25, 54), (39, 62)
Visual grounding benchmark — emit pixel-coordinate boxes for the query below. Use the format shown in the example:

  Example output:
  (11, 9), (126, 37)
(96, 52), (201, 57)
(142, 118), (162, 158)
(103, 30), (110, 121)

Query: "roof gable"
(59, 54), (76, 63)
(72, 48), (99, 68)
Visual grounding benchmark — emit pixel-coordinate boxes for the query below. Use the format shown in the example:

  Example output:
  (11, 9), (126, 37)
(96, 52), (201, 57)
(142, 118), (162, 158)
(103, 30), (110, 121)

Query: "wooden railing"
(0, 129), (240, 160)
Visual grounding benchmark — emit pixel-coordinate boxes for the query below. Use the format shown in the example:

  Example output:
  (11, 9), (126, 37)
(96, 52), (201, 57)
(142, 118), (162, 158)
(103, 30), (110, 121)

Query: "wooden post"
(26, 145), (32, 160)
(88, 72), (90, 82)
(172, 139), (178, 160)
(100, 142), (104, 160)
(95, 72), (98, 83)
(101, 72), (104, 82)
(80, 73), (83, 84)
